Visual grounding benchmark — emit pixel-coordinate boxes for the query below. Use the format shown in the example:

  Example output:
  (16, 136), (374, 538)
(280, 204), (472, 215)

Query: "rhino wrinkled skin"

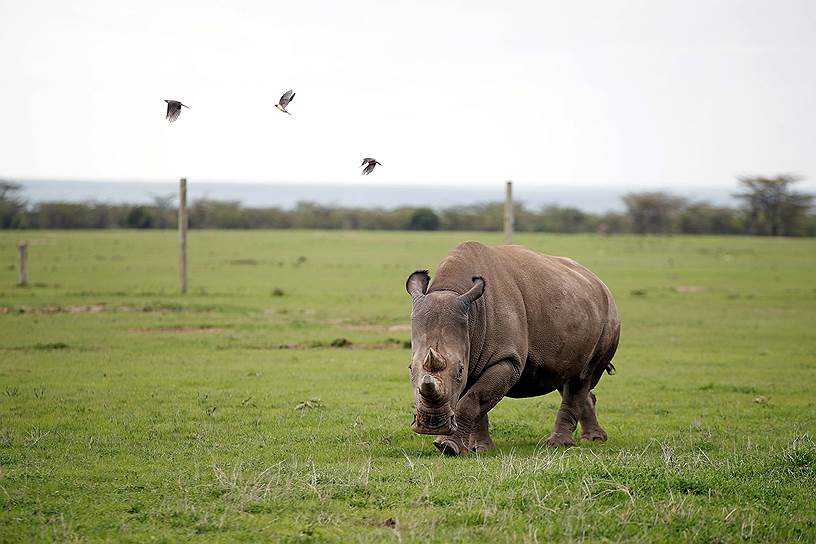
(406, 241), (620, 455)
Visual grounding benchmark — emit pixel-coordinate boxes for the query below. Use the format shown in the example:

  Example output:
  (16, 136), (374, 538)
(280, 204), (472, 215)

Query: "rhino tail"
(581, 320), (620, 383)
(605, 321), (621, 376)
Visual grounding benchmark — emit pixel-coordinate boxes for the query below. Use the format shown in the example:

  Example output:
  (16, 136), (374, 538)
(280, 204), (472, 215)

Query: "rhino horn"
(422, 347), (446, 372)
(419, 374), (444, 402)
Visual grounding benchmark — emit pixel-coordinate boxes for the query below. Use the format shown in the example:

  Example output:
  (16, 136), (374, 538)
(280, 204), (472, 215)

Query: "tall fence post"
(504, 180), (514, 244)
(18, 240), (28, 287)
(179, 178), (188, 294)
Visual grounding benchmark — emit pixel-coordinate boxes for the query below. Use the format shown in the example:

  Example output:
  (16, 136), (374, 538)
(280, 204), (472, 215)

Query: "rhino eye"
(456, 364), (464, 380)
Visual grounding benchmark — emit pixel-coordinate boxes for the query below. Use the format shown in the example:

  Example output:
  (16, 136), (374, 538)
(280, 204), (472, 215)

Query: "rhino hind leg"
(545, 378), (590, 448)
(579, 391), (608, 442)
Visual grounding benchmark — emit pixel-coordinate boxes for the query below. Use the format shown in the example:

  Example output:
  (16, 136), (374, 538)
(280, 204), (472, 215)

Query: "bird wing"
(362, 162), (376, 175)
(166, 101), (182, 122)
(279, 90), (294, 107)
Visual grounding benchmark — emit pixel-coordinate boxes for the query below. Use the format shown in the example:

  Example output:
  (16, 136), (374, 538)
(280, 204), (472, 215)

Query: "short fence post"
(18, 240), (28, 286)
(179, 178), (188, 294)
(504, 180), (514, 244)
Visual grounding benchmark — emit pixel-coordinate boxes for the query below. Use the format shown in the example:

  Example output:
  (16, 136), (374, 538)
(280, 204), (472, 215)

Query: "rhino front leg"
(545, 377), (591, 448)
(469, 413), (496, 452)
(434, 361), (519, 456)
(434, 413), (496, 454)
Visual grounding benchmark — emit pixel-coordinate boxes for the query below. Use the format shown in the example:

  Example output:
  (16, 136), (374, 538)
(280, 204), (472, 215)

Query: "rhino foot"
(580, 428), (608, 442)
(433, 436), (467, 456)
(544, 433), (576, 448)
(470, 435), (496, 453)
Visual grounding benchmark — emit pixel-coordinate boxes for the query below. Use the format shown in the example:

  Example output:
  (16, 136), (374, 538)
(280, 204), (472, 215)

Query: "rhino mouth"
(411, 403), (457, 435)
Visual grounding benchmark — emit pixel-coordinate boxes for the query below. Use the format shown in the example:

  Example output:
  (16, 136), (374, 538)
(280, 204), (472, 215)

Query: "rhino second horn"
(422, 348), (446, 372)
(419, 374), (444, 402)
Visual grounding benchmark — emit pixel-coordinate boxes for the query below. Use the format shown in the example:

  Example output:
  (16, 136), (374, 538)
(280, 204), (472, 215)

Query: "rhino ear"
(406, 270), (430, 299)
(458, 276), (485, 308)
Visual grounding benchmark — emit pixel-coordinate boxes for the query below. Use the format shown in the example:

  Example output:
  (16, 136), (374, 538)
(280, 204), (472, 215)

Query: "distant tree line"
(1, 176), (814, 236)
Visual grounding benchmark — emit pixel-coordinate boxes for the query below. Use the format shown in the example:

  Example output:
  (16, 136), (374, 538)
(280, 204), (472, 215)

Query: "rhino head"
(405, 271), (485, 435)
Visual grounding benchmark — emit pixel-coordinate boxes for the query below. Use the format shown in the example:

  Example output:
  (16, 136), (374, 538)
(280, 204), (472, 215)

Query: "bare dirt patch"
(0, 304), (106, 315)
(0, 303), (214, 315)
(343, 323), (411, 332)
(130, 327), (226, 334)
(217, 338), (409, 351)
(675, 286), (706, 294)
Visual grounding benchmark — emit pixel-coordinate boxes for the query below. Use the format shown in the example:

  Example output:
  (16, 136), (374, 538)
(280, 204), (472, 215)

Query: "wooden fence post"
(18, 240), (28, 286)
(179, 178), (188, 294)
(504, 180), (514, 244)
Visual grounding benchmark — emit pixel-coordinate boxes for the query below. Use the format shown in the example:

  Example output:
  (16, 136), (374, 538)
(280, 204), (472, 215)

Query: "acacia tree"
(734, 175), (813, 236)
(408, 208), (440, 230)
(621, 192), (688, 234)
(0, 180), (27, 228)
(150, 193), (177, 228)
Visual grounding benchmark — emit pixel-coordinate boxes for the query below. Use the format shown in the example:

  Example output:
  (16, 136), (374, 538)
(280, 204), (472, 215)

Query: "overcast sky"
(1, 0), (814, 189)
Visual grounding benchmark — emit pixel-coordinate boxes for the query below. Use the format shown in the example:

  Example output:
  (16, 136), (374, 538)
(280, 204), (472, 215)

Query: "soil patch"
(130, 327), (226, 334)
(343, 323), (411, 332)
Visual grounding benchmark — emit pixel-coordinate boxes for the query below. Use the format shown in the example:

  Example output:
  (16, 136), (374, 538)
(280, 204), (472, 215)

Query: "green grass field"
(1, 230), (814, 543)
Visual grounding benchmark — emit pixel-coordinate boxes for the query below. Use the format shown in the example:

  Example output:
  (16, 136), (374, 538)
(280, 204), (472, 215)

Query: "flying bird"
(164, 100), (189, 122)
(276, 90), (295, 115)
(360, 158), (381, 175)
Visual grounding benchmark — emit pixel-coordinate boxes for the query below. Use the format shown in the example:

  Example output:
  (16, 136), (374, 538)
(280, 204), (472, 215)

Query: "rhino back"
(429, 241), (618, 395)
